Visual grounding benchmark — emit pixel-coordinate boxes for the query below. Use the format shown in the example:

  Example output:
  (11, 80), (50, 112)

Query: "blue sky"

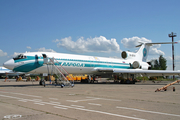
(0, 0), (180, 70)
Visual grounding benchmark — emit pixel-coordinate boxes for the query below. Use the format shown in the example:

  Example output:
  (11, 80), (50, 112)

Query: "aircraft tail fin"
(136, 42), (177, 62)
(121, 42), (177, 62)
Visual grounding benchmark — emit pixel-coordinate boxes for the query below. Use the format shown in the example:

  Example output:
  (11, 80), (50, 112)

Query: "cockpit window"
(13, 54), (27, 60)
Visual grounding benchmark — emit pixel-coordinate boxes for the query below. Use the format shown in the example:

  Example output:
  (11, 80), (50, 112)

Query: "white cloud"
(175, 56), (180, 61)
(37, 47), (56, 53)
(54, 36), (120, 53)
(10, 49), (56, 59)
(27, 46), (31, 49)
(149, 47), (164, 55)
(0, 49), (7, 57)
(121, 36), (152, 48)
(166, 56), (173, 61)
(12, 52), (22, 57)
(8, 52), (21, 59)
(121, 36), (164, 55)
(54, 36), (166, 56)
(166, 55), (180, 66)
(165, 55), (180, 70)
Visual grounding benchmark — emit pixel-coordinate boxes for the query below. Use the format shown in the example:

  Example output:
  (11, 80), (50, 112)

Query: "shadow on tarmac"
(73, 81), (173, 85)
(0, 80), (178, 88)
(0, 84), (40, 87)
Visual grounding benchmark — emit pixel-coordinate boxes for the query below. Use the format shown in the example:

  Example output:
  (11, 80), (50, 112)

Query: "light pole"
(168, 32), (176, 80)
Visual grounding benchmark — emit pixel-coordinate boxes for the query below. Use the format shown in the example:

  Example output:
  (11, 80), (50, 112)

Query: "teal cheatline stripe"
(83, 63), (130, 69)
(13, 61), (44, 72)
(55, 61), (130, 69)
(53, 57), (129, 65)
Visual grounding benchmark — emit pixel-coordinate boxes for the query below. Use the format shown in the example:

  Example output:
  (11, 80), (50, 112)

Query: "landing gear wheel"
(39, 81), (42, 85)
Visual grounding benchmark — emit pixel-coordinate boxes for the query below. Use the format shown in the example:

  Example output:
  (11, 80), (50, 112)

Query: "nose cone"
(3, 59), (15, 70)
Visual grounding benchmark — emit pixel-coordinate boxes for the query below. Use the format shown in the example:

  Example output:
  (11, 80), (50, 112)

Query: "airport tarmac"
(0, 80), (180, 120)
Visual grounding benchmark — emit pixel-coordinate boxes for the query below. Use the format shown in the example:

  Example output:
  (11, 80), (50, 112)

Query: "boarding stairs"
(45, 57), (74, 87)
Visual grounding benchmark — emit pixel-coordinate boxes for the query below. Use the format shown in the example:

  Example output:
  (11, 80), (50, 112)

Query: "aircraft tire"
(39, 81), (42, 85)
(120, 80), (124, 84)
(132, 80), (135, 84)
(126, 80), (130, 84)
(42, 81), (45, 87)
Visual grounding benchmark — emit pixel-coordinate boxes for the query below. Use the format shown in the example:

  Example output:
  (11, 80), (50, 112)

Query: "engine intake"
(132, 61), (140, 69)
(121, 51), (127, 59)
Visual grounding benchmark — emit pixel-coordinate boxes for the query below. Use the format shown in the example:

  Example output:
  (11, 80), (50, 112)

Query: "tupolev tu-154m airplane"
(3, 42), (180, 83)
(0, 66), (39, 79)
(0, 66), (21, 78)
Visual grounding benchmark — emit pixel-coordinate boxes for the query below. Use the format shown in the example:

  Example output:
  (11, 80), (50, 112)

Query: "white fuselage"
(3, 52), (147, 75)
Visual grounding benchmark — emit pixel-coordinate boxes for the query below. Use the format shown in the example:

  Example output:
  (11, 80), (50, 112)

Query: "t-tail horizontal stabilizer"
(121, 42), (178, 62)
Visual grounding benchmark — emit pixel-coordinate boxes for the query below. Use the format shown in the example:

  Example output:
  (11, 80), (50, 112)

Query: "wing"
(93, 68), (180, 76)
(0, 70), (24, 76)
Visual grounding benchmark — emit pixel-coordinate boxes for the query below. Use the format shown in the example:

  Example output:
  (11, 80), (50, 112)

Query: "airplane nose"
(3, 59), (15, 70)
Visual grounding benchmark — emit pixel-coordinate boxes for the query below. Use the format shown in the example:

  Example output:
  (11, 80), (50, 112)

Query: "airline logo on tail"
(143, 48), (147, 57)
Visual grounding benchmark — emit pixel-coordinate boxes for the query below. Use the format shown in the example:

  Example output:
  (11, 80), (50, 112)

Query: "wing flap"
(94, 68), (114, 72)
(114, 69), (180, 76)
(94, 68), (180, 76)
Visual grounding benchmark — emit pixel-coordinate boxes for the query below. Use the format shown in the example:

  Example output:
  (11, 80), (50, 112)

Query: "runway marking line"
(67, 97), (121, 103)
(71, 105), (85, 108)
(54, 106), (68, 110)
(18, 100), (27, 102)
(0, 94), (145, 120)
(49, 98), (58, 100)
(86, 97), (121, 102)
(4, 114), (22, 119)
(88, 103), (102, 106)
(0, 91), (42, 98)
(34, 102), (45, 105)
(36, 101), (61, 106)
(55, 104), (145, 120)
(32, 99), (42, 102)
(66, 100), (78, 102)
(49, 101), (61, 104)
(116, 106), (180, 117)
(0, 94), (21, 100)
(66, 98), (100, 102)
(2, 93), (178, 119)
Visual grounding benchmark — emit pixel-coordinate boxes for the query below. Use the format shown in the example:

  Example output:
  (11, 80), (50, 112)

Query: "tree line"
(150, 55), (167, 70)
